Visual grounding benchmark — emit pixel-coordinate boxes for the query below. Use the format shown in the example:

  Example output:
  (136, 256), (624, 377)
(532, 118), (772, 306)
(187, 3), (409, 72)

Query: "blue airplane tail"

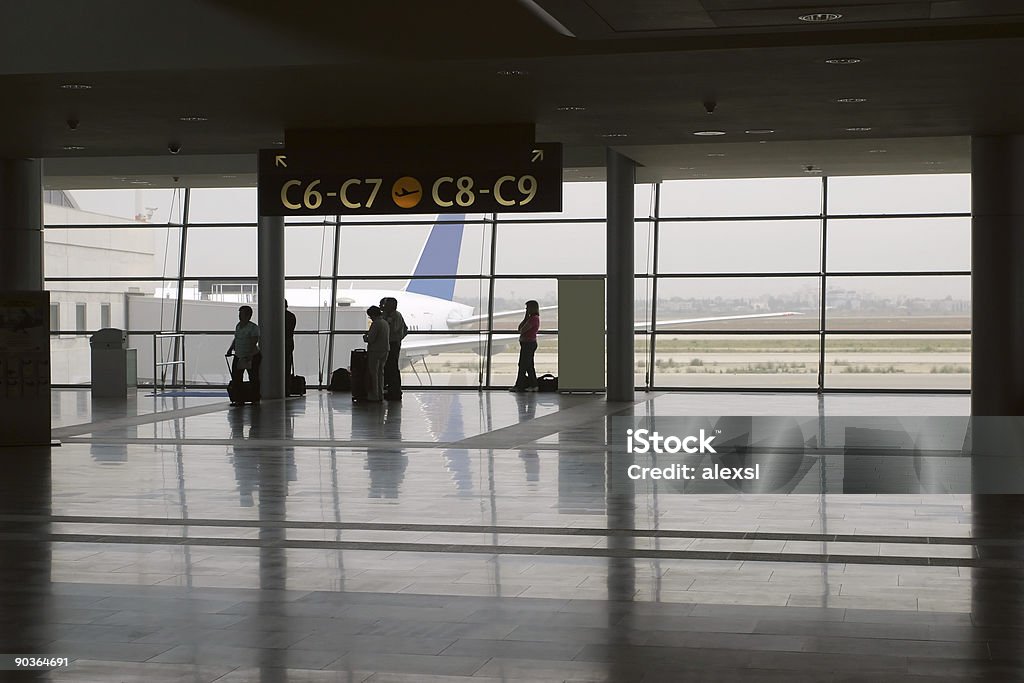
(406, 215), (465, 301)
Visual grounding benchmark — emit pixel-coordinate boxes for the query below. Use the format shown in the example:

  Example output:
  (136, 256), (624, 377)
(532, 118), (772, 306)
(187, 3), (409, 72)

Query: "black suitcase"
(226, 356), (260, 404)
(329, 367), (351, 391)
(287, 375), (307, 396)
(537, 373), (559, 392)
(350, 349), (369, 401)
(228, 379), (260, 404)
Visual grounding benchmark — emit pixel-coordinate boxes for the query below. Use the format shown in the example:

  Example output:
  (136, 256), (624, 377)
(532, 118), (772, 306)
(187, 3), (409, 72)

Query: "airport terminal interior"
(3, 1), (1024, 681)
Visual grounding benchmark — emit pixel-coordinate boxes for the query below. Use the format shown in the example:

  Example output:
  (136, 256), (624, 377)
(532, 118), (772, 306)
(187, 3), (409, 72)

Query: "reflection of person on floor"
(227, 407), (257, 506)
(512, 300), (540, 392)
(225, 305), (260, 405)
(285, 300), (297, 378)
(516, 393), (540, 483)
(362, 306), (389, 402)
(366, 401), (407, 498)
(380, 297), (408, 400)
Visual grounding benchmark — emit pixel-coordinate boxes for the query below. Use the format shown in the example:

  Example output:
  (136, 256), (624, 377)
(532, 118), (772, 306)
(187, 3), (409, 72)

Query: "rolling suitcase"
(287, 375), (307, 396)
(350, 349), (369, 401)
(226, 357), (260, 405)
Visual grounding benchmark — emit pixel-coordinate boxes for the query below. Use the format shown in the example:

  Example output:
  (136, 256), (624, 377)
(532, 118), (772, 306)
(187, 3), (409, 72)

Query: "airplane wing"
(399, 311), (802, 363)
(400, 333), (519, 361)
(640, 311), (802, 329)
(449, 305), (558, 328)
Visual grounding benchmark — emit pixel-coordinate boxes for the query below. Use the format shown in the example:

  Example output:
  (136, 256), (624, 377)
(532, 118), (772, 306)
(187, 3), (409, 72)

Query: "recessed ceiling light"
(692, 130), (726, 136)
(62, 145), (85, 151)
(799, 12), (842, 22)
(222, 175), (238, 178)
(677, 166), (694, 170)
(706, 153), (726, 157)
(868, 149), (888, 153)
(835, 97), (868, 103)
(129, 180), (150, 184)
(497, 69), (528, 77)
(579, 175), (595, 179)
(272, 141), (284, 146)
(179, 116), (208, 122)
(825, 57), (862, 64)
(845, 126), (873, 132)
(923, 161), (944, 165)
(744, 129), (775, 135)
(600, 133), (628, 138)
(555, 105), (586, 112)
(59, 83), (92, 90)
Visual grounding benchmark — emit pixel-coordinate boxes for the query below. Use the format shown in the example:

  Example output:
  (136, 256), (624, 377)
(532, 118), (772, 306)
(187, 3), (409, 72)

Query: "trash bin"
(90, 328), (132, 398)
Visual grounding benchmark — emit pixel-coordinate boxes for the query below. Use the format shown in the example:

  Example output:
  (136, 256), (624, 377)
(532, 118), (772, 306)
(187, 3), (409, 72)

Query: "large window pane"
(653, 334), (819, 388)
(495, 222), (604, 275)
(490, 334), (557, 387)
(336, 220), (490, 277)
(44, 225), (181, 279)
(660, 178), (822, 218)
(50, 189), (184, 226)
(492, 279), (558, 331)
(187, 188), (257, 224)
(825, 276), (970, 331)
(50, 334), (91, 385)
(656, 277), (820, 331)
(827, 217), (970, 272)
(185, 226), (257, 277)
(824, 334), (970, 390)
(828, 174), (970, 215)
(330, 279), (488, 333)
(658, 220), (820, 274)
(286, 225), (336, 277)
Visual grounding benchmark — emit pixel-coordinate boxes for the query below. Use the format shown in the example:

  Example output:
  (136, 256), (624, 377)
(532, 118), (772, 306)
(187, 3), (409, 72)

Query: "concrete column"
(971, 136), (1024, 415)
(606, 149), (635, 402)
(0, 159), (44, 290)
(258, 214), (285, 399)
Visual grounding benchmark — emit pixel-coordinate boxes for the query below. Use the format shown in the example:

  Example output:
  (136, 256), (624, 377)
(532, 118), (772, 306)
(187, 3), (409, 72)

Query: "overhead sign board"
(257, 142), (562, 216)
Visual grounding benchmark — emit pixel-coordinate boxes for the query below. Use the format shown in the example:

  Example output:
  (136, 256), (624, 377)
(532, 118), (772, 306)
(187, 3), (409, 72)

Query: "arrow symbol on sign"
(531, 149), (544, 162)
(275, 155), (288, 168)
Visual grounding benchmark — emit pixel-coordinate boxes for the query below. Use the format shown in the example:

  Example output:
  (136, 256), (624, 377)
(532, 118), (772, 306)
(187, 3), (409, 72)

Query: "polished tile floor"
(1, 388), (1021, 681)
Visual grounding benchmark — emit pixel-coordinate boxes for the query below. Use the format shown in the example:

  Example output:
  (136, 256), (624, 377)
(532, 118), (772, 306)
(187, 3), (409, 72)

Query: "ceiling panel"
(583, 0), (715, 31)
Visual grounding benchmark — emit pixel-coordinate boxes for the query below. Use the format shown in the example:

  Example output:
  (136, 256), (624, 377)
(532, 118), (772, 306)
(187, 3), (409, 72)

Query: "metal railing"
(153, 332), (186, 390)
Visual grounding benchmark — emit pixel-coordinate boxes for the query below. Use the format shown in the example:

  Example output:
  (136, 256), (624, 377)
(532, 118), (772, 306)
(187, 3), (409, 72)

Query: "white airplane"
(281, 215), (802, 372)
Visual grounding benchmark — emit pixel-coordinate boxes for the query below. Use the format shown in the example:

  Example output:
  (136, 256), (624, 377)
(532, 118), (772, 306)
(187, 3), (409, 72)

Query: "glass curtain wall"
(43, 174), (970, 391)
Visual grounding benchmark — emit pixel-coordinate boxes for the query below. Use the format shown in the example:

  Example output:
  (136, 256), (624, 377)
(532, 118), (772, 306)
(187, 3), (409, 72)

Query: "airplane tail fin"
(406, 215), (465, 301)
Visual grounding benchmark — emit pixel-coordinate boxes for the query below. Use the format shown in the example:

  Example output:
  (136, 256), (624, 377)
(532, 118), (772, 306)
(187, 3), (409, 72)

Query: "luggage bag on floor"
(225, 357), (260, 404)
(350, 349), (369, 401)
(329, 367), (352, 391)
(287, 374), (307, 396)
(537, 373), (559, 392)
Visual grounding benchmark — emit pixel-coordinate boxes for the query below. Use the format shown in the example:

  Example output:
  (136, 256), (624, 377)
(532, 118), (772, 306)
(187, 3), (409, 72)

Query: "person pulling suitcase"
(225, 305), (261, 406)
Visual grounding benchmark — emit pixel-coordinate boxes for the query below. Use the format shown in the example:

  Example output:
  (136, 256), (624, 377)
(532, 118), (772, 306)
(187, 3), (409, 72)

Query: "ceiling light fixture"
(555, 105), (586, 112)
(62, 145), (85, 151)
(835, 97), (867, 103)
(868, 149), (888, 153)
(799, 12), (842, 22)
(825, 57), (862, 64)
(744, 129), (775, 135)
(497, 69), (528, 77)
(706, 153), (726, 157)
(600, 133), (628, 138)
(692, 130), (726, 136)
(59, 83), (92, 90)
(179, 116), (208, 122)
(845, 126), (872, 132)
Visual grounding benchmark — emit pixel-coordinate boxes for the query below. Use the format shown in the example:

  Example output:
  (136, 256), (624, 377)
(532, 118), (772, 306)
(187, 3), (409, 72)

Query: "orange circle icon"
(391, 177), (422, 209)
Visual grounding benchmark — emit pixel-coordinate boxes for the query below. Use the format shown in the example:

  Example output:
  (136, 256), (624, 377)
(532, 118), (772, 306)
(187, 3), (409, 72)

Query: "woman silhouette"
(512, 300), (541, 392)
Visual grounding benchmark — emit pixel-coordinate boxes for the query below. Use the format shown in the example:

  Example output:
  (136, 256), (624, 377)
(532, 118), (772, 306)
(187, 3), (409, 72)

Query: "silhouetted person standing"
(513, 300), (540, 392)
(285, 300), (297, 378)
(225, 305), (260, 405)
(363, 305), (389, 403)
(380, 296), (408, 400)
